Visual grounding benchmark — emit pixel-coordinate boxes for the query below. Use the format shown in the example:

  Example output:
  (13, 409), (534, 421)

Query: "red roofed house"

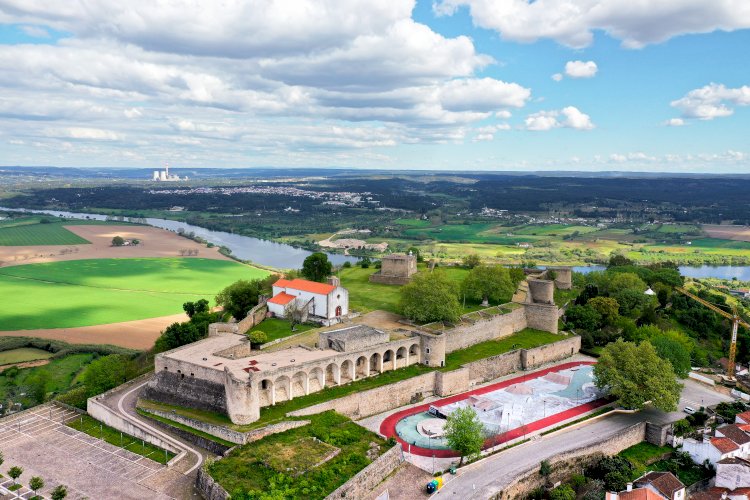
(736, 411), (750, 426)
(606, 472), (685, 500)
(683, 435), (741, 467)
(267, 277), (348, 326)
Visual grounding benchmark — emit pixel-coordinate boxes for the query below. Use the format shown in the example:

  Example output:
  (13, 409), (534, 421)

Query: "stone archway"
(274, 375), (290, 403)
(355, 356), (368, 379)
(260, 378), (274, 406)
(325, 362), (340, 386)
(291, 371), (308, 398)
(409, 343), (420, 364)
(383, 349), (395, 371)
(396, 347), (407, 368)
(369, 352), (382, 375)
(341, 359), (354, 383)
(309, 367), (324, 393)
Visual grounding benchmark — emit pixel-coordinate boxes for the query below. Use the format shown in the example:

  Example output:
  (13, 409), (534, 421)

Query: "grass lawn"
(0, 347), (54, 365)
(0, 258), (270, 330)
(442, 329), (567, 371)
(0, 217), (124, 246)
(337, 265), (496, 315)
(68, 414), (175, 464)
(248, 318), (315, 343)
(619, 441), (710, 486)
(619, 442), (672, 472)
(209, 411), (390, 498)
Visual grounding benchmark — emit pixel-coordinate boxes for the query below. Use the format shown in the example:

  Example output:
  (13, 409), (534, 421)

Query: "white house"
(606, 472), (685, 500)
(267, 277), (348, 325)
(683, 436), (741, 466)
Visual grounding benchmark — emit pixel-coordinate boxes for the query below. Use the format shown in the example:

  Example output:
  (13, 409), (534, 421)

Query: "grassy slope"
(0, 348), (54, 364)
(0, 258), (270, 330)
(0, 353), (94, 404)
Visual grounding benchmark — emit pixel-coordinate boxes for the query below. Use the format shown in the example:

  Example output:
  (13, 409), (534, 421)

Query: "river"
(0, 207), (358, 269)
(3, 206), (750, 278)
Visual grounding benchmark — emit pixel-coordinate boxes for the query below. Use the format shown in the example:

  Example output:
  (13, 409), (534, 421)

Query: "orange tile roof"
(616, 488), (663, 500)
(736, 410), (750, 423)
(268, 292), (296, 306)
(273, 278), (335, 295)
(712, 436), (740, 454)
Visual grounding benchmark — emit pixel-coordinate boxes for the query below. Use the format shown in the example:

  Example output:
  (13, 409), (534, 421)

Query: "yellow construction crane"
(676, 286), (750, 379)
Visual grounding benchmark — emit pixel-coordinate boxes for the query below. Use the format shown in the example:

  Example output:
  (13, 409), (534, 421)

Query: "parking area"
(0, 404), (174, 499)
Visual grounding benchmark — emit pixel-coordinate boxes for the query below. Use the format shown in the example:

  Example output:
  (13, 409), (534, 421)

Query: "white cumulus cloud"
(525, 106), (594, 131)
(565, 60), (597, 78)
(434, 0), (750, 48)
(671, 83), (750, 120)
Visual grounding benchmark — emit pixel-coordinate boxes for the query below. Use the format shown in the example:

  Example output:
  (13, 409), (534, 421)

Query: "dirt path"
(0, 224), (231, 268)
(0, 312), (189, 350)
(0, 359), (51, 372)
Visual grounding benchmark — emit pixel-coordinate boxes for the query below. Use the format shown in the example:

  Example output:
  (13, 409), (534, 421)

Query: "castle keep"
(143, 267), (572, 425)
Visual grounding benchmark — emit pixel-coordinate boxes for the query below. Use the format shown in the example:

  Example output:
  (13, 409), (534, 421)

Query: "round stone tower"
(528, 279), (555, 304)
(419, 332), (446, 368)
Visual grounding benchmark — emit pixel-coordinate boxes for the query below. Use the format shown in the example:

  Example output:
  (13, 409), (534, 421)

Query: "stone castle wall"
(368, 274), (412, 285)
(521, 336), (581, 370)
(524, 303), (559, 333)
(324, 444), (404, 500)
(443, 306), (528, 353)
(288, 336), (581, 420)
(142, 368), (228, 415)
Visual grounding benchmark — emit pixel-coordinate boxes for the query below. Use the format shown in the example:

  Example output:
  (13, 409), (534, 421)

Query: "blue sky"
(0, 0), (748, 172)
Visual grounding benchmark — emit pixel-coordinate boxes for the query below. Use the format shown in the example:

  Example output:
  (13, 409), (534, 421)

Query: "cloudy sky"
(0, 0), (748, 172)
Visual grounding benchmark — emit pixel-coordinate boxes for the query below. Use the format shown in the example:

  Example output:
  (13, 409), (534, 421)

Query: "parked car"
(684, 406), (696, 415)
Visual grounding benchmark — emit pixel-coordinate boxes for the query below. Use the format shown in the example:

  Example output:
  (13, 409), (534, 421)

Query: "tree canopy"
(399, 271), (461, 324)
(216, 276), (275, 320)
(83, 354), (140, 397)
(461, 265), (514, 306)
(111, 235), (125, 246)
(594, 339), (682, 412)
(444, 406), (485, 465)
(301, 252), (333, 282)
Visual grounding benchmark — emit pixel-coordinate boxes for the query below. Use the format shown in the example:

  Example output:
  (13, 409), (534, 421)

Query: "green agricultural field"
(0, 258), (270, 330)
(0, 217), (123, 246)
(0, 347), (54, 365)
(0, 352), (94, 407)
(510, 224), (598, 237)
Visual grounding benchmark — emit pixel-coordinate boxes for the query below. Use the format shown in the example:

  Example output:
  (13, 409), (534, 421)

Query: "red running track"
(379, 361), (610, 458)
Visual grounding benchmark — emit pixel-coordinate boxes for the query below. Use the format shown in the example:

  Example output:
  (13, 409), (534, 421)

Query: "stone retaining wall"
(464, 351), (521, 385)
(444, 306), (527, 353)
(521, 336), (581, 370)
(196, 467), (230, 500)
(141, 411), (231, 455)
(325, 444), (404, 499)
(139, 406), (247, 444)
(495, 422), (647, 499)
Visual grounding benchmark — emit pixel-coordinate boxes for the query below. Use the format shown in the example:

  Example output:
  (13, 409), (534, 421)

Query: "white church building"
(267, 277), (349, 325)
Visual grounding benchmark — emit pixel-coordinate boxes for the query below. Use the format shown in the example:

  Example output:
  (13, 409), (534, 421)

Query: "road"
(433, 379), (732, 499)
(100, 378), (212, 499)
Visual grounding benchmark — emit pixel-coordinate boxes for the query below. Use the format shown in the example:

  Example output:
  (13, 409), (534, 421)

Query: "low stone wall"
(243, 420), (311, 444)
(464, 351), (521, 385)
(237, 302), (268, 333)
(288, 372), (437, 420)
(196, 467), (230, 500)
(325, 444), (404, 499)
(436, 368), (470, 396)
(368, 273), (411, 285)
(139, 406), (247, 444)
(496, 422), (647, 499)
(87, 397), (182, 454)
(444, 306), (527, 353)
(141, 411), (231, 455)
(521, 336), (581, 370)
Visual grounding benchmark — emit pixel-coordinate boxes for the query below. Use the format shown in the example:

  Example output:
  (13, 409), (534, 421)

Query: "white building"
(606, 472), (685, 500)
(683, 435), (740, 466)
(267, 278), (348, 325)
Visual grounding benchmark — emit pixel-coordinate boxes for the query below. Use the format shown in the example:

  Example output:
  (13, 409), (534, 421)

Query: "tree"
(29, 476), (44, 496)
(587, 297), (620, 325)
(608, 272), (648, 294)
(154, 321), (202, 352)
(407, 246), (423, 262)
(50, 485), (68, 500)
(462, 254), (482, 269)
(651, 335), (691, 378)
(359, 256), (371, 268)
(83, 354), (139, 397)
(461, 266), (514, 306)
(444, 406), (485, 465)
(565, 305), (602, 331)
(248, 330), (267, 346)
(301, 252), (332, 282)
(399, 272), (461, 324)
(550, 484), (576, 500)
(182, 299), (209, 318)
(27, 371), (50, 403)
(111, 235), (125, 246)
(608, 254), (633, 267)
(216, 277), (274, 320)
(8, 465), (23, 485)
(594, 339), (683, 412)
